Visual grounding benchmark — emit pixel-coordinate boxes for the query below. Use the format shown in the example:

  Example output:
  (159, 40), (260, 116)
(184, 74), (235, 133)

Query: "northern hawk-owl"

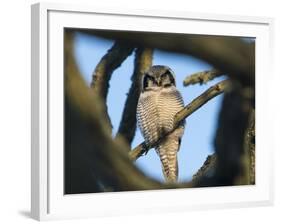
(137, 65), (185, 182)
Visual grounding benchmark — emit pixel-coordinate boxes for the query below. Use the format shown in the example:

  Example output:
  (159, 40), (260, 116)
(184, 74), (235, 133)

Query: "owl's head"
(141, 65), (176, 92)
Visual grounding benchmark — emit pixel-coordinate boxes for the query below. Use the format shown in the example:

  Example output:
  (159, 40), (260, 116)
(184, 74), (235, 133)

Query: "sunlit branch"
(183, 69), (224, 86)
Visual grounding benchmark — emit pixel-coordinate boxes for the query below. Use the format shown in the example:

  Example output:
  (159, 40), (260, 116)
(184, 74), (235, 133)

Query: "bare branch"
(213, 87), (252, 186)
(79, 29), (254, 86)
(238, 108), (255, 185)
(191, 107), (255, 185)
(91, 41), (135, 97)
(192, 154), (217, 182)
(91, 41), (135, 130)
(247, 110), (255, 184)
(116, 48), (153, 147)
(129, 79), (231, 161)
(183, 69), (224, 86)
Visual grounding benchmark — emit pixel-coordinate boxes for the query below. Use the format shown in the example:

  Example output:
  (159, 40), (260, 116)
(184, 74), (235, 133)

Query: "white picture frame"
(31, 2), (274, 221)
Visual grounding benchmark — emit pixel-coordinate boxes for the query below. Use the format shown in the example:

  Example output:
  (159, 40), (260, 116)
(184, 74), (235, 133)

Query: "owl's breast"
(137, 90), (160, 145)
(137, 87), (184, 145)
(157, 88), (184, 133)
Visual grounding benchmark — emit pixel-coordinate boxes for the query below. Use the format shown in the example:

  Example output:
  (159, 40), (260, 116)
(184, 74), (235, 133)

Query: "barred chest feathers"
(136, 65), (185, 182)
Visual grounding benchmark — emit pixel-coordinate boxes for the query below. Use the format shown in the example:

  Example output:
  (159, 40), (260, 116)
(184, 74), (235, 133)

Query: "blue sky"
(73, 32), (225, 182)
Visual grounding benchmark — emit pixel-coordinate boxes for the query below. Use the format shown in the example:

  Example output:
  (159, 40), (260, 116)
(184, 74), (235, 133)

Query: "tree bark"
(79, 29), (254, 86)
(91, 41), (135, 131)
(183, 69), (224, 86)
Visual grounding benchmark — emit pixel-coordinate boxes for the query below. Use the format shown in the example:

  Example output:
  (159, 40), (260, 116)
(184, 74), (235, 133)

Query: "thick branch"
(239, 108), (255, 185)
(116, 48), (153, 147)
(129, 79), (230, 161)
(183, 69), (224, 86)
(91, 41), (135, 130)
(79, 29), (254, 86)
(192, 154), (217, 182)
(213, 87), (252, 186)
(91, 41), (135, 98)
(191, 86), (253, 187)
(191, 108), (255, 185)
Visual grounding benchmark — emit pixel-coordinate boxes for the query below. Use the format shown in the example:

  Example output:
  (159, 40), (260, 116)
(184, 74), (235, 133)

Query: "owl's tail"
(156, 135), (180, 183)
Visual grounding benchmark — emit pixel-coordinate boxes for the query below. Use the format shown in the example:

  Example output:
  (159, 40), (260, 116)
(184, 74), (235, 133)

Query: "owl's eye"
(160, 71), (169, 79)
(143, 74), (157, 90)
(161, 70), (176, 87)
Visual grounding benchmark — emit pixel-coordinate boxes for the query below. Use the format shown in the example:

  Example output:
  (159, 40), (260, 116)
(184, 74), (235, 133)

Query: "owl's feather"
(137, 86), (184, 182)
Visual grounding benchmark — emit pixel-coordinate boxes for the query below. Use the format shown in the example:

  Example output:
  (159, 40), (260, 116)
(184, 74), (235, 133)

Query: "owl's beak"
(156, 78), (161, 86)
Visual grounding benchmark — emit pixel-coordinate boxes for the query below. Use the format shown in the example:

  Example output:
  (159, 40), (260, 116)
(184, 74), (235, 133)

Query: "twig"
(183, 69), (224, 86)
(116, 48), (153, 147)
(129, 79), (230, 161)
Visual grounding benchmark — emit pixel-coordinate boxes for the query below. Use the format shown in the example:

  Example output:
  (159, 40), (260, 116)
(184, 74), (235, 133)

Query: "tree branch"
(192, 154), (217, 182)
(238, 108), (255, 185)
(183, 69), (224, 86)
(191, 107), (255, 185)
(212, 86), (252, 186)
(116, 48), (153, 147)
(91, 40), (135, 131)
(91, 41), (135, 98)
(79, 29), (254, 86)
(247, 110), (255, 184)
(129, 79), (231, 161)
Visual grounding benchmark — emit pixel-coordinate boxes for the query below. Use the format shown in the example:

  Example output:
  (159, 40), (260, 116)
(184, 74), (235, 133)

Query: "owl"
(137, 65), (185, 182)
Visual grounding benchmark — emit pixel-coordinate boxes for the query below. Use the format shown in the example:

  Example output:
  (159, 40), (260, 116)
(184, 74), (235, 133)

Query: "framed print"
(31, 2), (274, 221)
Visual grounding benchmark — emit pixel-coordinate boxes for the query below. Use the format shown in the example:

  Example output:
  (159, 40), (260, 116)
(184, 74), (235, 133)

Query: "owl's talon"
(141, 144), (149, 155)
(144, 148), (149, 155)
